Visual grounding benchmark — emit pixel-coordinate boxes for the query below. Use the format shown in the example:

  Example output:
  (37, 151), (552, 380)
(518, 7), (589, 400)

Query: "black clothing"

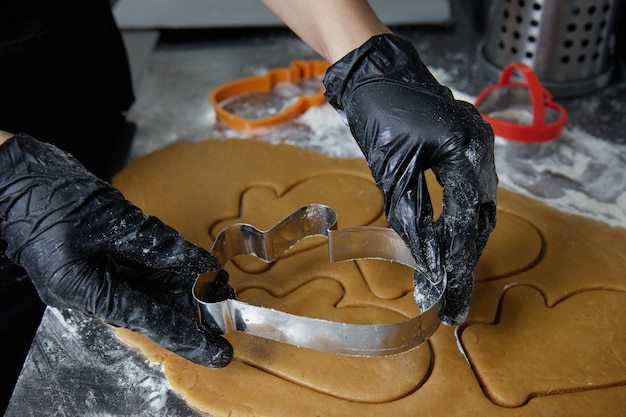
(0, 0), (135, 178)
(0, 1), (135, 412)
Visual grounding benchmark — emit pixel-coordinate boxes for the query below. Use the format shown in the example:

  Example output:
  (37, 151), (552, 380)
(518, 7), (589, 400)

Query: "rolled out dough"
(113, 139), (626, 416)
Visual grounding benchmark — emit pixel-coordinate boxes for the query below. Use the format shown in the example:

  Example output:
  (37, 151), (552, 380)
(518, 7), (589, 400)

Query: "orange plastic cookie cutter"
(474, 63), (567, 143)
(210, 60), (330, 133)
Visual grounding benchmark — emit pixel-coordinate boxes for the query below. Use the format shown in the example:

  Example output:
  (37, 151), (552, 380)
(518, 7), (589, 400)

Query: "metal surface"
(479, 0), (620, 97)
(194, 204), (442, 356)
(5, 308), (194, 417)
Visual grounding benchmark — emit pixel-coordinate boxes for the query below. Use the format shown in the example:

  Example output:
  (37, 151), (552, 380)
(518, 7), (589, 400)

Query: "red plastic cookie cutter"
(474, 63), (567, 143)
(210, 60), (330, 133)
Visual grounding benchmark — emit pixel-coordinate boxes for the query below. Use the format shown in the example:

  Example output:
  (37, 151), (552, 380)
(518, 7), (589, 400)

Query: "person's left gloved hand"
(324, 34), (498, 325)
(0, 133), (233, 368)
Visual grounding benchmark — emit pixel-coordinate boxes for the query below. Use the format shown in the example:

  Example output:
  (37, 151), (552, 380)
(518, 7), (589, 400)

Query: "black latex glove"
(0, 133), (233, 368)
(324, 34), (497, 325)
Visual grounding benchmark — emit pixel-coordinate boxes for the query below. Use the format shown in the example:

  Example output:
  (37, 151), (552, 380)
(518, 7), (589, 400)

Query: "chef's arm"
(0, 130), (11, 145)
(260, 0), (391, 63)
(262, 0), (499, 325)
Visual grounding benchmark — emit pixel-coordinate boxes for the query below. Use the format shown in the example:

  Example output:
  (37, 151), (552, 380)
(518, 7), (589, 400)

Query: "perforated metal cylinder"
(479, 0), (620, 97)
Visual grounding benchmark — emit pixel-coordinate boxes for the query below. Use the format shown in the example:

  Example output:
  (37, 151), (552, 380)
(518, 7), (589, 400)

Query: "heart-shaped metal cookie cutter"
(193, 204), (443, 356)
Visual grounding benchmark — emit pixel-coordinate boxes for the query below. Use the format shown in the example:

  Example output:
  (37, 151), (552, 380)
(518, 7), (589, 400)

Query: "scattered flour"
(231, 69), (626, 228)
(19, 308), (186, 416)
(430, 67), (626, 227)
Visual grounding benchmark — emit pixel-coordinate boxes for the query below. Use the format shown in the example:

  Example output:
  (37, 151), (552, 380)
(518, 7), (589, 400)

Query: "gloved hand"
(324, 34), (497, 325)
(0, 133), (233, 367)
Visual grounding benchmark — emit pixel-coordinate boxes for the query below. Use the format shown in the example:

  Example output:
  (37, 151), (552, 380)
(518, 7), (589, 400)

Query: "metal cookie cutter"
(209, 60), (330, 133)
(193, 205), (443, 356)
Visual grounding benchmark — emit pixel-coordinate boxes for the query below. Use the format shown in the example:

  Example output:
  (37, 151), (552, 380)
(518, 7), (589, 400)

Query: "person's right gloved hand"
(0, 133), (233, 368)
(324, 34), (498, 325)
